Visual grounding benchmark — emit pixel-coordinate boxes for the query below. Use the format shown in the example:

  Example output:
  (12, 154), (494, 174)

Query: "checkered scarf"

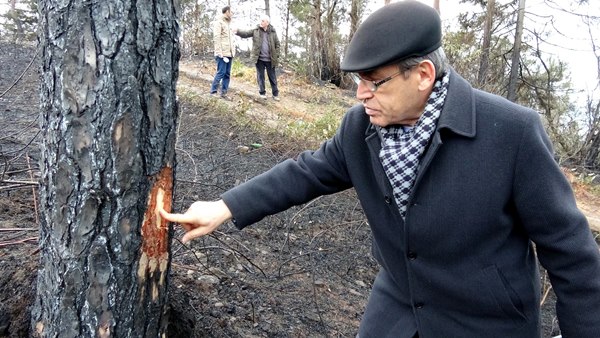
(378, 73), (450, 219)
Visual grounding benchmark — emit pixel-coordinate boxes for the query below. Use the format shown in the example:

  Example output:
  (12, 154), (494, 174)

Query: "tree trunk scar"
(97, 311), (113, 338)
(35, 321), (44, 335)
(137, 166), (173, 301)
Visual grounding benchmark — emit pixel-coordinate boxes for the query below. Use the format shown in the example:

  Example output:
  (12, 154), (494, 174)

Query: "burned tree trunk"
(478, 0), (494, 88)
(507, 0), (525, 102)
(33, 0), (179, 337)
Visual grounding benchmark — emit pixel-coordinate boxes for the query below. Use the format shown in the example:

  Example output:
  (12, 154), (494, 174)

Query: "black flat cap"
(341, 0), (441, 72)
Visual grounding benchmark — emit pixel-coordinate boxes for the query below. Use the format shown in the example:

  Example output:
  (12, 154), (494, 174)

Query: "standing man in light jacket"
(236, 14), (281, 101)
(210, 6), (235, 100)
(162, 1), (600, 337)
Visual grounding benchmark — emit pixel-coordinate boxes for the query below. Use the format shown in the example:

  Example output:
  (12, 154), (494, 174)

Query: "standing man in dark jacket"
(161, 1), (600, 337)
(236, 15), (281, 101)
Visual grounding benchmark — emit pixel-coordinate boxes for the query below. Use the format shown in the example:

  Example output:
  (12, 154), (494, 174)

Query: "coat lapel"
(365, 126), (395, 199)
(413, 70), (477, 191)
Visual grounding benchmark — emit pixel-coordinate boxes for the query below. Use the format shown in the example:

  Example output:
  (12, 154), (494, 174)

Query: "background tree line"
(1, 0), (599, 168)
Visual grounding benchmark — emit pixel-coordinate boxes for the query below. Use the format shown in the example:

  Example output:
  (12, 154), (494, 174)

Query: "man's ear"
(416, 60), (436, 91)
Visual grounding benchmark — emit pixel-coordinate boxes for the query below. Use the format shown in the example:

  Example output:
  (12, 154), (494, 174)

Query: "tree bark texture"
(507, 0), (525, 102)
(33, 0), (179, 337)
(478, 0), (494, 87)
(583, 123), (600, 169)
(309, 0), (323, 80)
(284, 0), (291, 59)
(323, 0), (341, 86)
(348, 0), (363, 44)
(264, 0), (271, 17)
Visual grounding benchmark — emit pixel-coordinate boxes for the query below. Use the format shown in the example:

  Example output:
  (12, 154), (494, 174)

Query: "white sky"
(432, 0), (599, 95)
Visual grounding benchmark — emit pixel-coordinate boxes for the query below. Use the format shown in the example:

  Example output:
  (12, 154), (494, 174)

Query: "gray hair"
(260, 14), (270, 23)
(398, 47), (449, 80)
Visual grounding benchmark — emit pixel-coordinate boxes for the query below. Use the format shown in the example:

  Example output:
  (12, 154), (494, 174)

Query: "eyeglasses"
(349, 71), (402, 92)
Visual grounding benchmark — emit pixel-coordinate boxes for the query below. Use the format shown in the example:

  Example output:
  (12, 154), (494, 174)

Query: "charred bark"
(584, 130), (600, 170)
(33, 0), (179, 337)
(478, 0), (494, 87)
(507, 0), (525, 102)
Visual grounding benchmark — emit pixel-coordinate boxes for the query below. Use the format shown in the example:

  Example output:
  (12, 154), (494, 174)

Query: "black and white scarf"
(378, 73), (450, 219)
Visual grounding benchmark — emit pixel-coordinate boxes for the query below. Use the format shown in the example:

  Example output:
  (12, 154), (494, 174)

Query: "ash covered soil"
(1, 42), (596, 337)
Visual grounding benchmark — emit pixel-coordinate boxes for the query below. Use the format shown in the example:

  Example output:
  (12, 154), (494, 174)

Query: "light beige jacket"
(212, 14), (235, 58)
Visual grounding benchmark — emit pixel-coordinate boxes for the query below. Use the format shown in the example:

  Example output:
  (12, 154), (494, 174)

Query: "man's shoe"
(260, 94), (267, 100)
(221, 94), (232, 101)
(273, 96), (280, 101)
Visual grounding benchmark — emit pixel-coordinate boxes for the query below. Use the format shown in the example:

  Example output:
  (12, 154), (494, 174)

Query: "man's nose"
(355, 81), (373, 102)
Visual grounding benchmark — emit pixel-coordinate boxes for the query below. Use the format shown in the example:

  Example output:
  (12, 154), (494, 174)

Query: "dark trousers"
(256, 59), (278, 97)
(210, 56), (232, 95)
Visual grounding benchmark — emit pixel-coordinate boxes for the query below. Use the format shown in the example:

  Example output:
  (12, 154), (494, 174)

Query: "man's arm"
(272, 27), (281, 54)
(514, 111), (600, 337)
(235, 28), (254, 39)
(162, 108), (361, 243)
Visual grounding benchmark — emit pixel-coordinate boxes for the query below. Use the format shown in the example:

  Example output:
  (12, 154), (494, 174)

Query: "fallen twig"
(310, 252), (328, 335)
(175, 178), (226, 190)
(0, 179), (38, 185)
(540, 271), (553, 306)
(0, 129), (41, 156)
(0, 228), (37, 232)
(2, 168), (39, 176)
(0, 115), (39, 143)
(0, 236), (38, 247)
(0, 44), (38, 98)
(174, 146), (199, 181)
(0, 183), (32, 192)
(540, 283), (553, 307)
(277, 250), (328, 278)
(26, 152), (39, 225)
(209, 234), (268, 278)
(280, 196), (322, 253)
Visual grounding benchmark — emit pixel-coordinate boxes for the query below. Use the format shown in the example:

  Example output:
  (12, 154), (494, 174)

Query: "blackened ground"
(0, 41), (592, 337)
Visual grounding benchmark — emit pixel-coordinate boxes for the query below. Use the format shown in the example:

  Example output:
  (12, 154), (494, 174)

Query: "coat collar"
(436, 69), (476, 138)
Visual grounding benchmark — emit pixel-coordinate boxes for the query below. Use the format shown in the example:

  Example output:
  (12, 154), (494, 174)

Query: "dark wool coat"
(236, 25), (280, 68)
(222, 71), (600, 338)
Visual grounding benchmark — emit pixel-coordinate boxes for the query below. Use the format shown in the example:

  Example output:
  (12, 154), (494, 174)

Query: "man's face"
(225, 9), (233, 19)
(354, 63), (429, 127)
(260, 19), (269, 29)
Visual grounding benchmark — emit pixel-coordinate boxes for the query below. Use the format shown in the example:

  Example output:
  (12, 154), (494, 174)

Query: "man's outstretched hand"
(159, 200), (233, 244)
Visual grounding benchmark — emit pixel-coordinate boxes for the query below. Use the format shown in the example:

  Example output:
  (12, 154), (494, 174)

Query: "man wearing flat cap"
(161, 1), (600, 337)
